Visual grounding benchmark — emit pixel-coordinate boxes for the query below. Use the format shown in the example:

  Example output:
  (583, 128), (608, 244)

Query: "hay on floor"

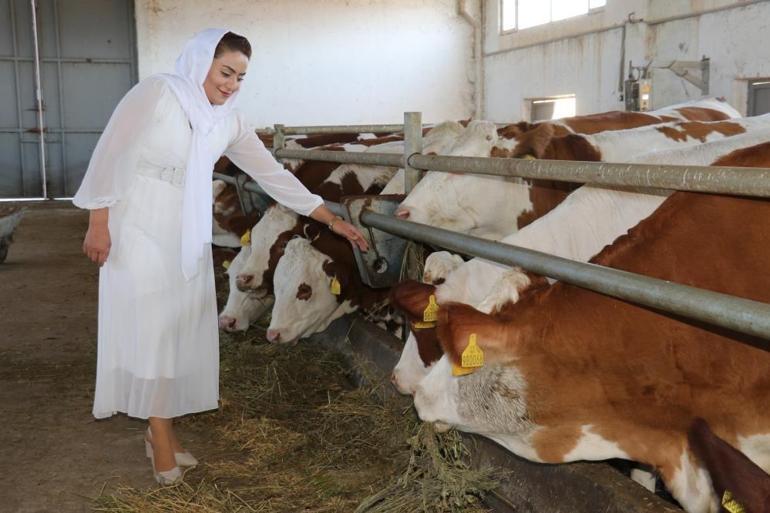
(93, 321), (499, 512)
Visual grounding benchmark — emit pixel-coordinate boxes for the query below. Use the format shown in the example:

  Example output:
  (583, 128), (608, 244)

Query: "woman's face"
(203, 50), (249, 105)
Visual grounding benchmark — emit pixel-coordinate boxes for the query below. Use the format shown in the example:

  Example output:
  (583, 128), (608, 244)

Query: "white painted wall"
(134, 0), (478, 127)
(483, 0), (770, 121)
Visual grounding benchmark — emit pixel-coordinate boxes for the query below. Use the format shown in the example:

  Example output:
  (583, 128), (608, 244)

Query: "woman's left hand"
(331, 220), (369, 252)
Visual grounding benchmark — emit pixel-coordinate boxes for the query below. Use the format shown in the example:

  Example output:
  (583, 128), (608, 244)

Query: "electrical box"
(624, 78), (652, 112)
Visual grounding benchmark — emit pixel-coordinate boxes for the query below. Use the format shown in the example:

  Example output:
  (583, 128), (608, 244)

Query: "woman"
(74, 28), (367, 484)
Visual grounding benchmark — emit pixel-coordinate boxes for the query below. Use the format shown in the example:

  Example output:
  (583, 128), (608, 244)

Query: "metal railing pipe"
(403, 112), (423, 193)
(274, 124), (406, 136)
(264, 146), (770, 198)
(272, 123), (286, 151)
(273, 148), (404, 168)
(359, 210), (770, 342)
(408, 154), (770, 198)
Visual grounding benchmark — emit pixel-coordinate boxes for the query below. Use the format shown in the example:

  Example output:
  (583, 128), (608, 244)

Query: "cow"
(235, 122), (465, 295)
(217, 245), (274, 332)
(494, 97), (740, 144)
(689, 418), (770, 513)
(233, 139), (403, 294)
(283, 132), (405, 175)
(395, 100), (746, 241)
(390, 126), (770, 395)
(262, 122), (472, 342)
(413, 143), (770, 513)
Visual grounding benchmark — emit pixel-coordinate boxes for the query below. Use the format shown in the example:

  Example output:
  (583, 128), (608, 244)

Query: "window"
(528, 95), (577, 122)
(748, 79), (770, 116)
(501, 0), (606, 32)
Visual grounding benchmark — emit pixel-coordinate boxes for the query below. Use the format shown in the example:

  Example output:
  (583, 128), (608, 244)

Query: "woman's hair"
(214, 31), (252, 59)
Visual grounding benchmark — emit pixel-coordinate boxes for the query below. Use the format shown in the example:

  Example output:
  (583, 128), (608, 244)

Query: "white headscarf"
(160, 28), (241, 280)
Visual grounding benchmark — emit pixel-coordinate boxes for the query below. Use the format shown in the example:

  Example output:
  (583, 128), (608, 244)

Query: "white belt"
(136, 163), (186, 188)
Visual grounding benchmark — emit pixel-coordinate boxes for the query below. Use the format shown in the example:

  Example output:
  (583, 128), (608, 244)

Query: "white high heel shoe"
(144, 428), (183, 485)
(145, 427), (199, 468)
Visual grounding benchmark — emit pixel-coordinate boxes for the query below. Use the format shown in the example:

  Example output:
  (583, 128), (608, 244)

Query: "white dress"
(74, 77), (322, 419)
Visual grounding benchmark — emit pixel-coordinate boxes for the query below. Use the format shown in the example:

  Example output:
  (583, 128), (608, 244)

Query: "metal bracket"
(233, 173), (271, 216)
(340, 194), (407, 288)
(659, 56), (710, 94)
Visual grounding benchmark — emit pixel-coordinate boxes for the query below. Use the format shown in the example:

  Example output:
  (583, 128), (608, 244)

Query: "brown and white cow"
(494, 97), (740, 143)
(274, 131), (380, 172)
(391, 126), (770, 395)
(396, 100), (746, 241)
(261, 122), (468, 342)
(414, 143), (770, 513)
(233, 135), (406, 293)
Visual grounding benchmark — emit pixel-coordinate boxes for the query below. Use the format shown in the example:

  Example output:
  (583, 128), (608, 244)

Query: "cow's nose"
(218, 315), (237, 331)
(266, 329), (281, 343)
(395, 208), (409, 219)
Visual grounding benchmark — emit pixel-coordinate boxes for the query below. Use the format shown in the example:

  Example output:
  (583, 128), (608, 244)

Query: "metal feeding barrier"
(213, 112), (770, 343)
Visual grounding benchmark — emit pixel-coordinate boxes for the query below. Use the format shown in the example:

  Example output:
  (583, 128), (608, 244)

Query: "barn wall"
(482, 0), (770, 121)
(135, 0), (478, 126)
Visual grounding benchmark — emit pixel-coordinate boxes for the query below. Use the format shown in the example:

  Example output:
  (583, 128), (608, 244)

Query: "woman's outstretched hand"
(83, 208), (111, 266)
(331, 219), (369, 252)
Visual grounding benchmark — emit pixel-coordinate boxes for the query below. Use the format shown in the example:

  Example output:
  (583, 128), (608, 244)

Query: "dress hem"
(93, 402), (220, 421)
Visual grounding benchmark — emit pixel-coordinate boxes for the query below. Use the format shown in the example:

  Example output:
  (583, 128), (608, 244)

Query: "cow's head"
(390, 253), (466, 395)
(422, 120), (465, 155)
(395, 121), (504, 234)
(266, 237), (354, 344)
(414, 303), (526, 432)
(422, 251), (464, 285)
(219, 246), (274, 331)
(235, 205), (299, 296)
(390, 281), (442, 395)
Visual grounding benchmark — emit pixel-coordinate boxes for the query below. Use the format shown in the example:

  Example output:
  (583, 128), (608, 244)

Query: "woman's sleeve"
(72, 77), (167, 209)
(224, 112), (323, 217)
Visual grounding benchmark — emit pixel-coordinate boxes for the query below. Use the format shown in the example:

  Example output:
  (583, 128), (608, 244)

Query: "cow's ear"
(497, 121), (531, 140)
(511, 122), (555, 159)
(390, 280), (436, 320)
(436, 303), (511, 367)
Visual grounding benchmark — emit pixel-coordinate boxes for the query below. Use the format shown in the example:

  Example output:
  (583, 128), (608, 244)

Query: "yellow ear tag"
(411, 321), (436, 330)
(330, 277), (341, 295)
(461, 333), (484, 369)
(522, 154), (537, 160)
(222, 260), (231, 270)
(452, 362), (476, 377)
(240, 230), (251, 247)
(423, 295), (439, 322)
(722, 490), (746, 513)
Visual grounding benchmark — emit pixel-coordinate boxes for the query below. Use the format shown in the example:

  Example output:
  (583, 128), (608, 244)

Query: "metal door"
(0, 0), (137, 199)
